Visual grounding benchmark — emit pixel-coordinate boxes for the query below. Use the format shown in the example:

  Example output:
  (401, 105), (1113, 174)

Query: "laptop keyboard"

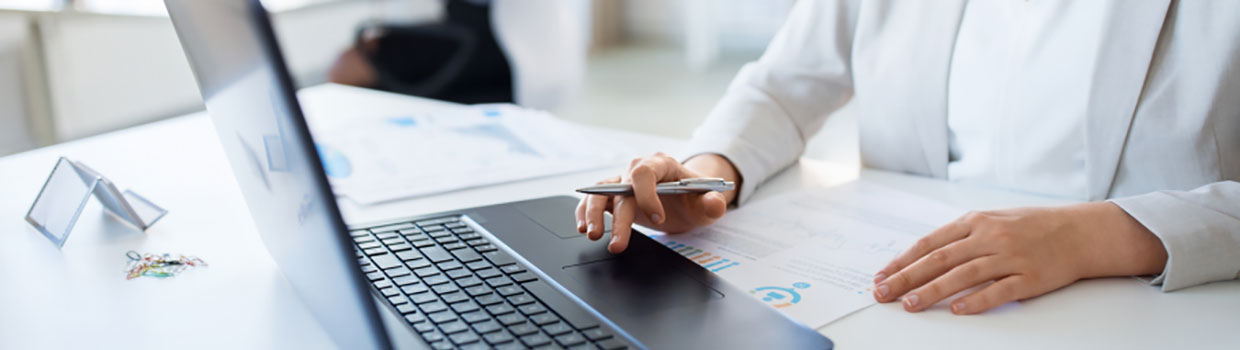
(353, 216), (630, 350)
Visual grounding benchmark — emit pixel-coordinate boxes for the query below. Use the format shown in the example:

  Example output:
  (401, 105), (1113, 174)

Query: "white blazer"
(686, 0), (1240, 291)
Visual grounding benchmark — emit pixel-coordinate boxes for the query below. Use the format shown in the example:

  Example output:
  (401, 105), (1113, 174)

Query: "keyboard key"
(476, 293), (504, 305)
(358, 241), (382, 250)
(495, 342), (525, 350)
(486, 302), (516, 315)
(373, 280), (393, 290)
(497, 314), (526, 326)
(375, 232), (400, 240)
(405, 259), (432, 270)
(396, 250), (423, 261)
(554, 332), (586, 346)
(412, 239), (437, 248)
(518, 302), (547, 316)
(402, 283), (429, 295)
(421, 246), (454, 263)
(443, 242), (468, 250)
(476, 268), (502, 279)
(458, 232), (482, 240)
(380, 287), (400, 297)
(567, 344), (595, 350)
(530, 313), (558, 326)
(475, 244), (498, 253)
(525, 280), (601, 329)
(353, 235), (376, 243)
(496, 285), (525, 296)
(430, 341), (453, 350)
(371, 222), (417, 232)
(372, 254), (402, 270)
(484, 330), (515, 345)
(465, 238), (488, 247)
(365, 272), (384, 281)
(361, 264), (378, 273)
(472, 320), (502, 334)
(422, 331), (445, 343)
(382, 237), (405, 246)
(520, 333), (552, 347)
(449, 331), (480, 345)
(447, 268), (473, 279)
(452, 249), (484, 263)
(466, 260), (493, 271)
(461, 311), (492, 324)
(596, 338), (628, 350)
(506, 292), (534, 304)
(432, 283), (460, 295)
(440, 320), (469, 334)
(428, 311), (457, 324)
(438, 260), (464, 271)
(424, 275), (450, 286)
(388, 295), (408, 305)
(387, 242), (413, 252)
(465, 285), (493, 297)
(421, 301), (448, 314)
(451, 301), (480, 313)
(581, 328), (612, 341)
(483, 251), (517, 266)
(410, 292), (438, 304)
(446, 222), (467, 229)
(350, 230), (371, 237)
(364, 247), (387, 256)
(384, 267), (412, 278)
(435, 236), (459, 244)
(397, 303), (418, 314)
(500, 264), (526, 274)
(456, 277), (484, 288)
(510, 271), (538, 283)
(460, 342), (489, 350)
(414, 267), (440, 278)
(542, 322), (572, 336)
(404, 311), (425, 323)
(393, 275), (421, 287)
(413, 321), (436, 332)
(441, 292), (469, 304)
(509, 323), (539, 336)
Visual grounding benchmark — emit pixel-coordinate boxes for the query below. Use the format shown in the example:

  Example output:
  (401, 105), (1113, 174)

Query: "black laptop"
(163, 0), (833, 349)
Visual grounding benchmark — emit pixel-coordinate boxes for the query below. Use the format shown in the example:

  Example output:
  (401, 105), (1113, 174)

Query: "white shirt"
(947, 0), (1108, 200)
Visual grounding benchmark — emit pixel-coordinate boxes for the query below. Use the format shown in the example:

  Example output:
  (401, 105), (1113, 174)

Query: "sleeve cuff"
(680, 136), (771, 206)
(1110, 191), (1240, 291)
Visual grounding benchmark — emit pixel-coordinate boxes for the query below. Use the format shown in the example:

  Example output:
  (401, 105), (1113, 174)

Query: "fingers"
(688, 191), (728, 226)
(875, 214), (975, 283)
(874, 239), (985, 303)
(575, 197), (588, 233)
(580, 177), (619, 240)
(900, 256), (1009, 312)
(626, 154), (680, 226)
(609, 195), (636, 253)
(949, 275), (1037, 315)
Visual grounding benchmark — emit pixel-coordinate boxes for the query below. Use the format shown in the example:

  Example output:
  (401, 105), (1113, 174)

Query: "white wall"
(623, 0), (794, 52)
(0, 12), (37, 154)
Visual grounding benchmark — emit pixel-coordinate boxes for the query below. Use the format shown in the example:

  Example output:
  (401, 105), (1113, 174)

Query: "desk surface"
(1, 84), (1236, 349)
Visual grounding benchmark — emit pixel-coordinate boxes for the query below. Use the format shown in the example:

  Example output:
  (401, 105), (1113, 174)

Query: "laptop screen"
(164, 0), (388, 347)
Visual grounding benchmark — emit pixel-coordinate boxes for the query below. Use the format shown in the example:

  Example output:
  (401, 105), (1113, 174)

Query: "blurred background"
(0, 0), (855, 162)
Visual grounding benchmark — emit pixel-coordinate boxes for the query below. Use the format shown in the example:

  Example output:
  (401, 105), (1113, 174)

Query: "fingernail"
(952, 301), (966, 314)
(873, 272), (887, 283)
(587, 223), (596, 234)
(577, 220), (584, 230)
(876, 284), (889, 298)
(904, 294), (920, 308)
(650, 213), (662, 224)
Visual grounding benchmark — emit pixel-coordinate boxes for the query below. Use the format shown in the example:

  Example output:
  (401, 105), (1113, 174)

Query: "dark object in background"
(349, 0), (513, 104)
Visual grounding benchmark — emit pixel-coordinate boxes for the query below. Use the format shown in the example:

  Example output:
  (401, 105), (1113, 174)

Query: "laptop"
(163, 1), (833, 349)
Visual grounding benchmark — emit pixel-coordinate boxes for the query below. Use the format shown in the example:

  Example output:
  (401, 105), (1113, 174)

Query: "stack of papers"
(312, 104), (629, 204)
(647, 181), (967, 328)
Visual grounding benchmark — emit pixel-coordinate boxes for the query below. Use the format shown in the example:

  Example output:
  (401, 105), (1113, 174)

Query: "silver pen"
(575, 178), (735, 196)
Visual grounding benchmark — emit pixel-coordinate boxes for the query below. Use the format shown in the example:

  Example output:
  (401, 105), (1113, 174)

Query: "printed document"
(311, 104), (629, 204)
(647, 181), (967, 328)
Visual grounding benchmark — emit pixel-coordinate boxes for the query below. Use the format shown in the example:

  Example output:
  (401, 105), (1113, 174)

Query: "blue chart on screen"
(316, 143), (352, 178)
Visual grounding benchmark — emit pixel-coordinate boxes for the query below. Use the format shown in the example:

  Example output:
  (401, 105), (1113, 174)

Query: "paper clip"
(124, 250), (208, 280)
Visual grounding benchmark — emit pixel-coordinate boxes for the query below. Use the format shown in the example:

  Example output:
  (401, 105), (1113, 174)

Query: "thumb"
(699, 191), (728, 219)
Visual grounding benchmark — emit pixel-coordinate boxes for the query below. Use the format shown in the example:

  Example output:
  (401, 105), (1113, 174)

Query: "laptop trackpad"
(563, 256), (723, 316)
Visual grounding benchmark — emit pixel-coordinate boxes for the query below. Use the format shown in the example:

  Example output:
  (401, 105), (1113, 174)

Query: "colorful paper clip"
(125, 250), (208, 280)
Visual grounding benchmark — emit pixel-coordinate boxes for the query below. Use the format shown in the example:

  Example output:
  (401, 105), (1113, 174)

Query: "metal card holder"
(25, 157), (167, 248)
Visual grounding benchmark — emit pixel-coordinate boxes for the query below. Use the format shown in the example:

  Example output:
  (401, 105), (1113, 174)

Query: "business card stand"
(25, 157), (168, 248)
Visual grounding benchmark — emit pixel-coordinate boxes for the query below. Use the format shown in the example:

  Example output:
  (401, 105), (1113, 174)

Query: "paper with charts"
(312, 104), (629, 204)
(648, 181), (967, 328)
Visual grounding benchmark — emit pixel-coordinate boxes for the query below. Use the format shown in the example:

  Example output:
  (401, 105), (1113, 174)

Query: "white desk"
(1, 84), (1236, 349)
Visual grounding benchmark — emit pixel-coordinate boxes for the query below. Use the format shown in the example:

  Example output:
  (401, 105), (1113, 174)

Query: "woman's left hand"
(871, 202), (1168, 315)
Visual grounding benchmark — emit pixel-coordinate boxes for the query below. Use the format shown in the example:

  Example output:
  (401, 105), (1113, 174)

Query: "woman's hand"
(574, 153), (740, 253)
(872, 202), (1168, 314)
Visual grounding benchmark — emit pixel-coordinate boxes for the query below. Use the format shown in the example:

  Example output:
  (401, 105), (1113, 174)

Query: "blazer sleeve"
(682, 0), (861, 205)
(1110, 181), (1240, 291)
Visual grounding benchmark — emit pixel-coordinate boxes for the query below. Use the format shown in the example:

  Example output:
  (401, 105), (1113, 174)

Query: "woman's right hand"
(574, 153), (741, 253)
